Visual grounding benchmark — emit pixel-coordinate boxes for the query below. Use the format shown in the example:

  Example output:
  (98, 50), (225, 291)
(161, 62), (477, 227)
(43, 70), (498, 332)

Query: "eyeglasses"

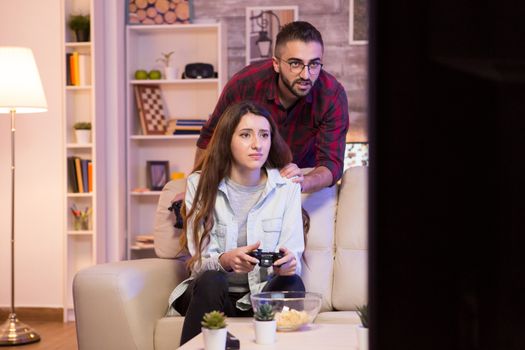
(276, 58), (323, 74)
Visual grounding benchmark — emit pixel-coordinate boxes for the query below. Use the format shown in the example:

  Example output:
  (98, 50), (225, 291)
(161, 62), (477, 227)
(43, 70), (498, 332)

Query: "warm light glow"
(0, 47), (48, 114)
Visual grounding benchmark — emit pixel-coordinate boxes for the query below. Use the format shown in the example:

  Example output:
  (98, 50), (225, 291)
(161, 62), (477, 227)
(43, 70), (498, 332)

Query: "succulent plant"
(73, 122), (92, 130)
(201, 310), (227, 329)
(67, 14), (90, 32)
(254, 304), (275, 321)
(356, 304), (368, 328)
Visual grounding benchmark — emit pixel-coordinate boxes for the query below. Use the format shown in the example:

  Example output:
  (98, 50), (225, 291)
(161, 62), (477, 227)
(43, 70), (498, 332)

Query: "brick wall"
(192, 0), (368, 141)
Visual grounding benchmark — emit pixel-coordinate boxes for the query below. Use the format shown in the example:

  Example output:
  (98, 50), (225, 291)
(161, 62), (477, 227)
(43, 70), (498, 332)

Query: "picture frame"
(134, 84), (167, 135)
(146, 161), (170, 191)
(245, 6), (298, 65)
(127, 0), (193, 25)
(349, 0), (369, 45)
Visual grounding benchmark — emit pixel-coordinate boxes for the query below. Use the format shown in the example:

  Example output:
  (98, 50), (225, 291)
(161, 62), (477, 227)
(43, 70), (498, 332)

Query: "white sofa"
(73, 166), (368, 350)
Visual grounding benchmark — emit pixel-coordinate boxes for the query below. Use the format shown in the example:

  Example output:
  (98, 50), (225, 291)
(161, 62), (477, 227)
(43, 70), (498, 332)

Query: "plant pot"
(356, 325), (368, 350)
(75, 129), (91, 144)
(164, 66), (178, 80)
(75, 29), (90, 42)
(201, 327), (227, 350)
(253, 319), (276, 345)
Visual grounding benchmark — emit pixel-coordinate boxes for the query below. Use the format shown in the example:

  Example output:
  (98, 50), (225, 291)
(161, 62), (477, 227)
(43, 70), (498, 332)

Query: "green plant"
(156, 51), (175, 67)
(67, 14), (90, 32)
(201, 311), (227, 329)
(356, 304), (368, 328)
(73, 122), (91, 130)
(254, 304), (275, 321)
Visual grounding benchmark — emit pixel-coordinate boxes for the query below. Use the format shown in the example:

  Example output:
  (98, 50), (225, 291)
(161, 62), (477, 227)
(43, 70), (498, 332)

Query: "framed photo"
(134, 84), (167, 135)
(147, 161), (170, 191)
(127, 0), (193, 25)
(245, 6), (298, 65)
(349, 0), (369, 45)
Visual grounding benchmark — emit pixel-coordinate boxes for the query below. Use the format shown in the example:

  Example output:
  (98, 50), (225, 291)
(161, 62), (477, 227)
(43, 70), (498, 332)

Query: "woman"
(168, 101), (307, 344)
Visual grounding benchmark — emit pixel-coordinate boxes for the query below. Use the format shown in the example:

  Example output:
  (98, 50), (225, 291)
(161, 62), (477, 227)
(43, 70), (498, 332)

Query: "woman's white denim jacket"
(167, 167), (304, 315)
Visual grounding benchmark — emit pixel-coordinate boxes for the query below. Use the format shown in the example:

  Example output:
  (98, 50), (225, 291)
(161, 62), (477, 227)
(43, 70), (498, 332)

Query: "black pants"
(174, 270), (305, 345)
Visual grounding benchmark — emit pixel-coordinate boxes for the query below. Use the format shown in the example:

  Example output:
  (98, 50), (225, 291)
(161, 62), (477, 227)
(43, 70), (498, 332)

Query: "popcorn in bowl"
(251, 291), (322, 331)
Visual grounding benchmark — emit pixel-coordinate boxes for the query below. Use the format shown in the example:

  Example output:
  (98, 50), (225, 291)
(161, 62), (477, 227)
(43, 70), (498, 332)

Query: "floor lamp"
(0, 47), (48, 346)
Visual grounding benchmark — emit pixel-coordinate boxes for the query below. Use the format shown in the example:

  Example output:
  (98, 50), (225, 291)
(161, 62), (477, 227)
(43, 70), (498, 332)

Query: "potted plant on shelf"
(156, 51), (177, 80)
(201, 310), (227, 350)
(73, 122), (91, 144)
(253, 303), (276, 345)
(356, 304), (368, 350)
(68, 14), (90, 42)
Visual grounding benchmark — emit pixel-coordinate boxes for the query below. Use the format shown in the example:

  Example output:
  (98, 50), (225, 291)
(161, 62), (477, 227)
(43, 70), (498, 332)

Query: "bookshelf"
(126, 22), (227, 259)
(61, 0), (105, 321)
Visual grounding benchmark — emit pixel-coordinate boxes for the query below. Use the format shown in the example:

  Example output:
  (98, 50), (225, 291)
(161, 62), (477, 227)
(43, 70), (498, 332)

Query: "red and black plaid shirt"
(197, 59), (349, 184)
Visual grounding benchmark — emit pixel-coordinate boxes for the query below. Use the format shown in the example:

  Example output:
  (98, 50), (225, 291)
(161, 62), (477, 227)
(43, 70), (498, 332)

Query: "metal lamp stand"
(0, 110), (41, 346)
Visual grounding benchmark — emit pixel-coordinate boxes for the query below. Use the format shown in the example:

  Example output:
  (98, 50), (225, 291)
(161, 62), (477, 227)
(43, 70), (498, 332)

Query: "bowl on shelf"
(250, 291), (322, 331)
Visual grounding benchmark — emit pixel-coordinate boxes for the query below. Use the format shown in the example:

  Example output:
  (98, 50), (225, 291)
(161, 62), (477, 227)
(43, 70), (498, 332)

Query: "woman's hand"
(219, 241), (261, 273)
(273, 247), (297, 276)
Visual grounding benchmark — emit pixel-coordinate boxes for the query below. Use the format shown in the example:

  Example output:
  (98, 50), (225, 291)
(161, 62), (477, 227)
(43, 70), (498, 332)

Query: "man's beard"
(281, 74), (312, 98)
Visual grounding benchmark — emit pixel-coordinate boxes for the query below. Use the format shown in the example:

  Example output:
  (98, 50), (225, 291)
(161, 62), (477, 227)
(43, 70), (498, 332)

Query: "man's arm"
(302, 166), (333, 193)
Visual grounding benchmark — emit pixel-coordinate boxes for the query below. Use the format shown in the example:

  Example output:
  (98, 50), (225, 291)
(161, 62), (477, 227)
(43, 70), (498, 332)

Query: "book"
(88, 161), (93, 192)
(67, 156), (79, 193)
(81, 159), (89, 193)
(78, 53), (91, 86)
(75, 157), (84, 193)
(66, 53), (72, 85)
(71, 51), (80, 86)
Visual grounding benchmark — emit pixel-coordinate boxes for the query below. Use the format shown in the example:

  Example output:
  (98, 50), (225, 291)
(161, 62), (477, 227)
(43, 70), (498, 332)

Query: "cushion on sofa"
(332, 166), (368, 310)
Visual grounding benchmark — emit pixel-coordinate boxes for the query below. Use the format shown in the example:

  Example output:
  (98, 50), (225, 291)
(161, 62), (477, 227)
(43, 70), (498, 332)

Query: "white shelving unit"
(61, 0), (105, 321)
(126, 22), (227, 259)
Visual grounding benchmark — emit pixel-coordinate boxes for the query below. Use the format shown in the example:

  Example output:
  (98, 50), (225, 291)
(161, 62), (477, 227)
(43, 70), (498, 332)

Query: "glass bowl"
(250, 291), (322, 331)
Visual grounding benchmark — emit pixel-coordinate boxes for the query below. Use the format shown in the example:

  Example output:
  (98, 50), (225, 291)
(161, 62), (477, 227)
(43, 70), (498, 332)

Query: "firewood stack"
(128, 0), (191, 25)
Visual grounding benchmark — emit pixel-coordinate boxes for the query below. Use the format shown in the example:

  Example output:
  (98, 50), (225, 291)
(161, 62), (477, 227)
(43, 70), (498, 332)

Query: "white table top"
(177, 322), (358, 350)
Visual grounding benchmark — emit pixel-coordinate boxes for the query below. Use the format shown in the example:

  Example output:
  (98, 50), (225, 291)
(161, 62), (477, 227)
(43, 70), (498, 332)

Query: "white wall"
(0, 0), (64, 308)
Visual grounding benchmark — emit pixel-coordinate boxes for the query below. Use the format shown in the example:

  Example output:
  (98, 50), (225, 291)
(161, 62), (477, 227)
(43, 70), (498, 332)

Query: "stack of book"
(66, 52), (91, 86)
(167, 118), (207, 135)
(67, 156), (93, 193)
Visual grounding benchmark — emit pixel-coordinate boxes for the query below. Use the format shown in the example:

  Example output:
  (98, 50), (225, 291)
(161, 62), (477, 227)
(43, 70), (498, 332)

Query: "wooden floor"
(1, 321), (77, 350)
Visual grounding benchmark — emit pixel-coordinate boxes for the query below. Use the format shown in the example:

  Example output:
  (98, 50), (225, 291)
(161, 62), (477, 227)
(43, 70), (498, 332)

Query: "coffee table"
(177, 322), (358, 349)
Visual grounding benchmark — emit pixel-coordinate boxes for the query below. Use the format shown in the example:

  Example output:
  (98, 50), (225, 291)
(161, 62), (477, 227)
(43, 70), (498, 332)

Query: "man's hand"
(280, 163), (304, 187)
(219, 241), (261, 273)
(272, 247), (297, 276)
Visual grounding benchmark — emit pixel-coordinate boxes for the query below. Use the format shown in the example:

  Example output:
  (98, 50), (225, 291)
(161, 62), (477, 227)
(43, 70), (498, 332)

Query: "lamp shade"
(0, 47), (48, 114)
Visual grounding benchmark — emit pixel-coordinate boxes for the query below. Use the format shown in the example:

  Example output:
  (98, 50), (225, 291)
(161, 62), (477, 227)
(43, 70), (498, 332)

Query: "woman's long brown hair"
(179, 101), (298, 270)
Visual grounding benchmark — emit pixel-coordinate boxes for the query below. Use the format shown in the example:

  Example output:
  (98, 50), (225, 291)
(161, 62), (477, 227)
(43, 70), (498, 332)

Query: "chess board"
(134, 84), (167, 135)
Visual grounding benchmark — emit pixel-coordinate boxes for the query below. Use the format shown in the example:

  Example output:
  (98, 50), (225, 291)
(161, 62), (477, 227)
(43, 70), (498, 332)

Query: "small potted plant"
(73, 122), (91, 144)
(253, 303), (276, 345)
(156, 51), (177, 80)
(356, 304), (368, 350)
(67, 14), (90, 42)
(201, 310), (227, 350)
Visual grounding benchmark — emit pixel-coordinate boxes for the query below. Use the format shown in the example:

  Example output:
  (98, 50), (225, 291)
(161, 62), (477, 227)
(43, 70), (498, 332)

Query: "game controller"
(247, 249), (284, 268)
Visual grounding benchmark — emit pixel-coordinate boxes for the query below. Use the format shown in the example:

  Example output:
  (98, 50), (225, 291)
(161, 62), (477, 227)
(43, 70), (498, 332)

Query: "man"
(196, 21), (349, 193)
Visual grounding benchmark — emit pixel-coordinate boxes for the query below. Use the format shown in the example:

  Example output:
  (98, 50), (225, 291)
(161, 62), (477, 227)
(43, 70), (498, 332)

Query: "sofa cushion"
(332, 166), (368, 310)
(315, 311), (361, 324)
(300, 184), (338, 312)
(154, 179), (187, 258)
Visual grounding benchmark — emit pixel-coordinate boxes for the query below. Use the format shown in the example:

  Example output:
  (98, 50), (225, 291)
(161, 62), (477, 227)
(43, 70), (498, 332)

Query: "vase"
(74, 216), (89, 231)
(164, 66), (178, 80)
(75, 29), (90, 42)
(253, 319), (276, 345)
(201, 327), (227, 350)
(75, 129), (91, 144)
(356, 325), (368, 350)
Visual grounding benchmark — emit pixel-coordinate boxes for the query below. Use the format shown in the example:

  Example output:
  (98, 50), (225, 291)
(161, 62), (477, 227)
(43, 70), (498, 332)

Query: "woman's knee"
(192, 270), (228, 298)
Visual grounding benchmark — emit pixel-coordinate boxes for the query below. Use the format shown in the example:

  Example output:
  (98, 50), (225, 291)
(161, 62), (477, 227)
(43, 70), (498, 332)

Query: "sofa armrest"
(73, 258), (188, 350)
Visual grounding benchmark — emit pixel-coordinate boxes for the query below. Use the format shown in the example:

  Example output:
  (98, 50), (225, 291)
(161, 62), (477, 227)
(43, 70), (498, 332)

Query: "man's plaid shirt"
(197, 59), (349, 184)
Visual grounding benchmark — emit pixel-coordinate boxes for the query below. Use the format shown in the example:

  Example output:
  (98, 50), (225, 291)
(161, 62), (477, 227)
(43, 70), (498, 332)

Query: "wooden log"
(135, 0), (148, 10)
(148, 0), (157, 4)
(136, 9), (147, 21)
(155, 0), (170, 14)
(175, 2), (190, 21)
(164, 10), (176, 24)
(154, 14), (164, 24)
(142, 17), (155, 24)
(129, 3), (137, 13)
(146, 6), (157, 18)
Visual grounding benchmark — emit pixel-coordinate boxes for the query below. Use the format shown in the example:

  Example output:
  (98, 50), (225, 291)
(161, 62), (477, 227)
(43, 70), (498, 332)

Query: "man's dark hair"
(274, 21), (324, 56)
